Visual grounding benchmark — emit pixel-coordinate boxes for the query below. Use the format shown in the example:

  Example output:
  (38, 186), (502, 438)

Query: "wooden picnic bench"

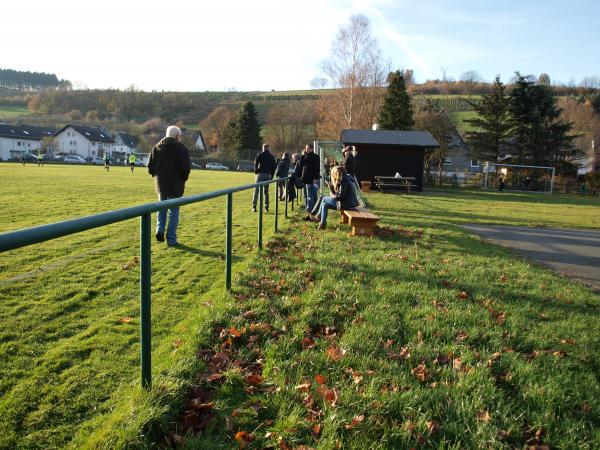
(340, 206), (380, 236)
(375, 176), (418, 193)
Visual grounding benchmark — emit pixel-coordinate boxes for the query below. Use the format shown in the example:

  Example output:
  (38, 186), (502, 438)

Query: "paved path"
(463, 225), (600, 291)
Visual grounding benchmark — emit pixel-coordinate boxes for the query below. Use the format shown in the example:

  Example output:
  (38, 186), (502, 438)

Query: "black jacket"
(275, 157), (290, 178)
(343, 153), (357, 177)
(147, 137), (191, 197)
(299, 152), (320, 184)
(254, 150), (276, 176)
(333, 174), (359, 210)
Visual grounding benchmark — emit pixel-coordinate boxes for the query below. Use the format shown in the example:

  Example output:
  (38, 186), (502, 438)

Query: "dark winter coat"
(254, 150), (276, 176)
(275, 157), (290, 178)
(299, 152), (320, 184)
(343, 153), (357, 177)
(332, 174), (359, 210)
(147, 137), (191, 197)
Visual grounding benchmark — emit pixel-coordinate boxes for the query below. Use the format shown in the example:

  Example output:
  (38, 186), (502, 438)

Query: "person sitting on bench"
(312, 165), (359, 230)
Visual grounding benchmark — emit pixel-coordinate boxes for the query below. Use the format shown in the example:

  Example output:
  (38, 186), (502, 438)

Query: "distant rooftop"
(0, 123), (56, 140)
(341, 129), (439, 148)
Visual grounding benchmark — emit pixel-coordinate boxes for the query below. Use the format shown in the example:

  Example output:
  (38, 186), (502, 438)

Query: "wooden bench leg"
(340, 214), (349, 224)
(351, 225), (375, 236)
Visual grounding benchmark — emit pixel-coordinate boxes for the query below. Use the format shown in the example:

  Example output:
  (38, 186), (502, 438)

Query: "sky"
(3, 0), (599, 92)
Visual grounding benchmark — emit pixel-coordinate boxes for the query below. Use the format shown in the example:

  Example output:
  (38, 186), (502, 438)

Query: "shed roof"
(341, 129), (438, 147)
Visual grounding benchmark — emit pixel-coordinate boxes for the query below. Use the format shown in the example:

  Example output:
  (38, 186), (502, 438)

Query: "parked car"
(236, 163), (254, 172)
(90, 157), (105, 165)
(20, 153), (38, 162)
(63, 155), (86, 164)
(205, 162), (230, 171)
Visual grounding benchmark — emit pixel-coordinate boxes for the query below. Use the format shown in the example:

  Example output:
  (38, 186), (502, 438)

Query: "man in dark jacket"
(275, 152), (291, 200)
(298, 144), (320, 220)
(147, 126), (191, 246)
(342, 146), (357, 177)
(252, 144), (276, 212)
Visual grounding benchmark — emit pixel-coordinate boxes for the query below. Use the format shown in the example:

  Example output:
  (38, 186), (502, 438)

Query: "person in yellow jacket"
(37, 152), (44, 167)
(128, 153), (136, 173)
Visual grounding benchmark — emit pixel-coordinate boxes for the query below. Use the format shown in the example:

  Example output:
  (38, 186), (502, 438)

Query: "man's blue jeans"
(319, 196), (337, 225)
(305, 182), (318, 213)
(156, 193), (180, 245)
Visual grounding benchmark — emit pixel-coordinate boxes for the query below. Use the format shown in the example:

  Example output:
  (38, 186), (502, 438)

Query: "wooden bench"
(340, 206), (380, 236)
(375, 176), (418, 193)
(376, 182), (419, 193)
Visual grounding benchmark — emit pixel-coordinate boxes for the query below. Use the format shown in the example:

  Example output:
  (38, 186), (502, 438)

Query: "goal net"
(483, 163), (556, 194)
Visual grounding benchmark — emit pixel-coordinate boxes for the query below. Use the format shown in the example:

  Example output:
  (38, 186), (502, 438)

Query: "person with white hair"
(147, 125), (191, 246)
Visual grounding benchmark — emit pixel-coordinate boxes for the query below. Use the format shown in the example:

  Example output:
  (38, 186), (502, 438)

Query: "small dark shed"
(341, 129), (438, 191)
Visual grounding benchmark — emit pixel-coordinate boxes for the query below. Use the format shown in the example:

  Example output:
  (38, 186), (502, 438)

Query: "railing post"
(258, 185), (263, 251)
(140, 213), (152, 390)
(225, 193), (232, 291)
(284, 178), (288, 218)
(275, 180), (279, 232)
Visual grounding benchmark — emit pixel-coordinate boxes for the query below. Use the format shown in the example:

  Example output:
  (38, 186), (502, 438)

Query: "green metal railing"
(0, 176), (291, 389)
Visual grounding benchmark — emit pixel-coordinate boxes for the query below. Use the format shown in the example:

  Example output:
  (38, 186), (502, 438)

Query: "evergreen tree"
(238, 101), (262, 155)
(509, 73), (576, 165)
(465, 76), (512, 162)
(377, 70), (414, 130)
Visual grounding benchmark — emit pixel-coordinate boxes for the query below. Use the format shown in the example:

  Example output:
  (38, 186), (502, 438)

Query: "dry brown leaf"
(582, 400), (591, 414)
(300, 337), (315, 349)
(317, 386), (339, 406)
(229, 327), (243, 338)
(119, 316), (132, 324)
(344, 414), (365, 430)
(190, 400), (214, 410)
(245, 374), (262, 385)
(500, 274), (508, 283)
(311, 423), (322, 437)
(295, 382), (311, 392)
(411, 363), (429, 383)
(234, 431), (253, 448)
(476, 410), (491, 423)
(457, 291), (469, 300)
(453, 357), (463, 370)
(315, 374), (327, 385)
(560, 338), (576, 345)
(326, 345), (346, 361)
(426, 420), (440, 435)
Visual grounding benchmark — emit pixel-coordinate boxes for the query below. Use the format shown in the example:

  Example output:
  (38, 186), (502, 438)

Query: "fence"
(0, 176), (292, 389)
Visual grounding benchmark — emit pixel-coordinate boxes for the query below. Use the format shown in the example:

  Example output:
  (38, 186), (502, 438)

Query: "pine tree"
(465, 76), (512, 162)
(509, 73), (576, 165)
(377, 70), (414, 130)
(238, 101), (261, 156)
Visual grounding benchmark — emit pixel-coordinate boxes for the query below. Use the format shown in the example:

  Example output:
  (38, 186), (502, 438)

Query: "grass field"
(0, 104), (29, 119)
(1, 164), (599, 448)
(448, 111), (480, 133)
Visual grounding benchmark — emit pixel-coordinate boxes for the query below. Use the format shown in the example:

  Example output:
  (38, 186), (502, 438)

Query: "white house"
(53, 124), (115, 159)
(0, 123), (56, 160)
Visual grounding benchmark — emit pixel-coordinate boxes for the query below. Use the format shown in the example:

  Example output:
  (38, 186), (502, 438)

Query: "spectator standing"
(147, 126), (191, 246)
(342, 146), (357, 177)
(252, 144), (276, 212)
(104, 153), (110, 171)
(298, 144), (320, 220)
(275, 152), (291, 201)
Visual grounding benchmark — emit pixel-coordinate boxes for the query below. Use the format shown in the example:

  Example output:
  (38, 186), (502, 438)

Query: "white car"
(90, 157), (105, 165)
(205, 162), (230, 171)
(63, 155), (86, 164)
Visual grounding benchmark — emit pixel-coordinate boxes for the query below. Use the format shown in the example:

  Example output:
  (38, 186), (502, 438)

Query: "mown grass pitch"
(1, 163), (599, 448)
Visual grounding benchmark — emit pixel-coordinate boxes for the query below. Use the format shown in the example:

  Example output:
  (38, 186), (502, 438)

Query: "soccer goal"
(483, 163), (556, 194)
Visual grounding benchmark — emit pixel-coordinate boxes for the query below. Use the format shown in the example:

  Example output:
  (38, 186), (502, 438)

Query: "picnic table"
(375, 176), (418, 193)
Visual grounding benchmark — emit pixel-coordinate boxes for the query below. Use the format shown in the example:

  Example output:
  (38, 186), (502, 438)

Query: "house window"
(443, 158), (452, 166)
(92, 141), (96, 146)
(471, 159), (479, 167)
(17, 141), (21, 147)
(28, 142), (31, 147)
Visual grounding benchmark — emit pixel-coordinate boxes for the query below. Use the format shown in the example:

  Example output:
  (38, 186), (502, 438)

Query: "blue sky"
(3, 0), (598, 91)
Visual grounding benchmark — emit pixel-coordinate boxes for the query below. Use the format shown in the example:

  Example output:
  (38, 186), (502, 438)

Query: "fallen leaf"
(295, 382), (311, 392)
(344, 414), (365, 430)
(315, 374), (327, 385)
(426, 420), (440, 435)
(326, 345), (346, 361)
(453, 357), (463, 370)
(119, 316), (132, 324)
(582, 401), (591, 414)
(300, 337), (315, 349)
(411, 363), (429, 383)
(476, 410), (491, 423)
(311, 423), (322, 437)
(190, 400), (214, 410)
(457, 291), (469, 300)
(245, 373), (262, 385)
(174, 338), (183, 348)
(317, 386), (339, 406)
(500, 274), (508, 283)
(234, 431), (253, 448)
(560, 338), (576, 345)
(538, 313), (549, 320)
(229, 327), (243, 338)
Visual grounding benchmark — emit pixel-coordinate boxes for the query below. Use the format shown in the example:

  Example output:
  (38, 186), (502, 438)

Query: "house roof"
(0, 123), (56, 140)
(55, 124), (116, 143)
(341, 129), (439, 148)
(115, 132), (138, 148)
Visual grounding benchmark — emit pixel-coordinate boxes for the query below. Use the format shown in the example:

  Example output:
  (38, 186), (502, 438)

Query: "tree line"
(0, 68), (70, 91)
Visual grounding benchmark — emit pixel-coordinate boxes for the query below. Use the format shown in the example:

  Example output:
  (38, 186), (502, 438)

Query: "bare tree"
(414, 107), (454, 183)
(460, 70), (484, 98)
(200, 106), (235, 149)
(310, 77), (328, 90)
(317, 15), (388, 139)
(264, 101), (316, 153)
